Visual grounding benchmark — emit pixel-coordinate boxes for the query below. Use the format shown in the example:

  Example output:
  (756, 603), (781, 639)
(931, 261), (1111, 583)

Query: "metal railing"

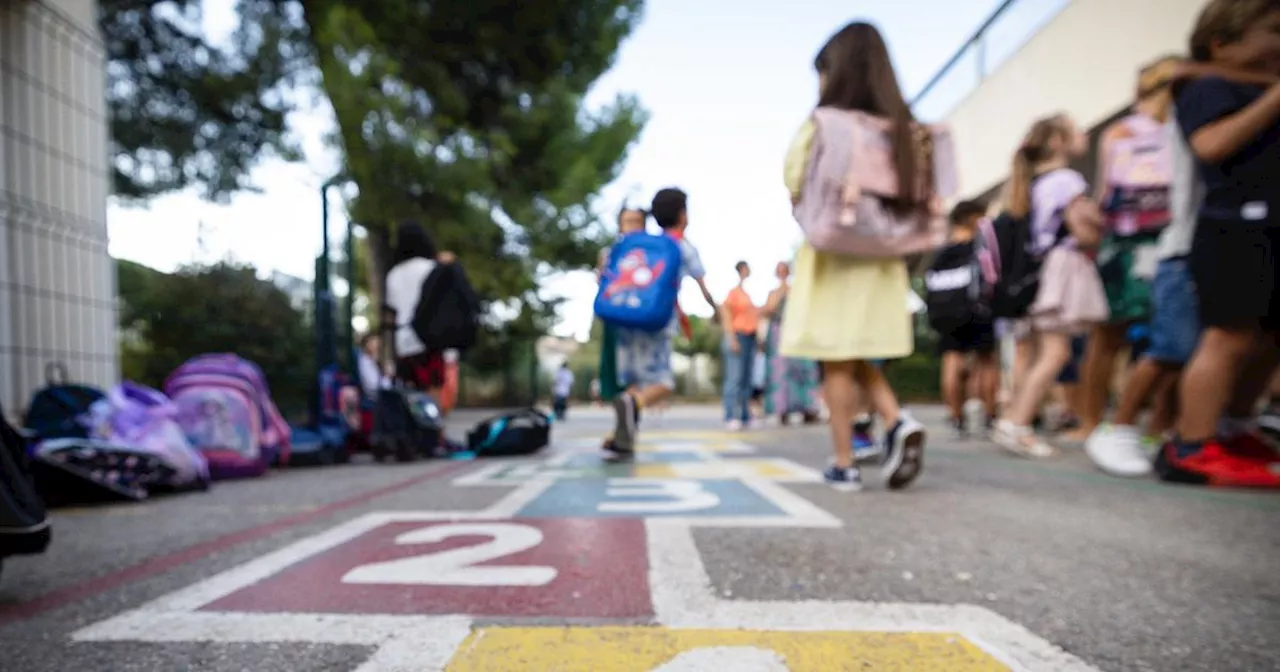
(910, 0), (1073, 121)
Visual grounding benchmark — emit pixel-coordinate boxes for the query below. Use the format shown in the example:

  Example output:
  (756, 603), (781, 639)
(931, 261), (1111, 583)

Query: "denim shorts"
(1146, 257), (1201, 366)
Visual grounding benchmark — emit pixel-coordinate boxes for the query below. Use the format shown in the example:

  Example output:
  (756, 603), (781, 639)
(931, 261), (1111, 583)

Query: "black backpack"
(466, 409), (550, 457)
(924, 240), (989, 331)
(412, 263), (480, 353)
(1, 402), (52, 565)
(989, 211), (1043, 319)
(23, 363), (106, 440)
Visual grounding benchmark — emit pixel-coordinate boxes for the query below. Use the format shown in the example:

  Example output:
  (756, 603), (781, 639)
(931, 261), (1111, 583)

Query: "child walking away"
(926, 200), (999, 438)
(784, 22), (957, 491)
(596, 207), (650, 405)
(552, 363), (574, 421)
(992, 115), (1109, 458)
(594, 188), (718, 456)
(1158, 0), (1280, 488)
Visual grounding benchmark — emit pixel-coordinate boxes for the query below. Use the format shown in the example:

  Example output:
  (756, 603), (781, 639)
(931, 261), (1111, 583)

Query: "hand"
(438, 251), (457, 264)
(727, 337), (740, 354)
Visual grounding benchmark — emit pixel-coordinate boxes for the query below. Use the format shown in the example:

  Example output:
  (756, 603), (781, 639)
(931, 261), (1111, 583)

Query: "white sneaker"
(1085, 424), (1152, 477)
(726, 419), (743, 432)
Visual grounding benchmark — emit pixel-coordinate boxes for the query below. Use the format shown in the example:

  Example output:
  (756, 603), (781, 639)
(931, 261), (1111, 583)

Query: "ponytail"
(1006, 147), (1035, 219)
(1004, 114), (1070, 219)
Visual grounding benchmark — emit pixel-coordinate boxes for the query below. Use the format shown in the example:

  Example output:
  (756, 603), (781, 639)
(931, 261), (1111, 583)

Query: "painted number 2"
(342, 523), (557, 587)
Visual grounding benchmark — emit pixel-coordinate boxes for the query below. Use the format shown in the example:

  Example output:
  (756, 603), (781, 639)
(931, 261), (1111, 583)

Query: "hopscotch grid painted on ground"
(72, 437), (1100, 671)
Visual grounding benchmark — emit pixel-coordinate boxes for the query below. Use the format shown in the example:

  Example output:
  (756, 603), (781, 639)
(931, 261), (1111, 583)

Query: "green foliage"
(309, 0), (648, 352)
(101, 0), (307, 201)
(115, 260), (315, 416)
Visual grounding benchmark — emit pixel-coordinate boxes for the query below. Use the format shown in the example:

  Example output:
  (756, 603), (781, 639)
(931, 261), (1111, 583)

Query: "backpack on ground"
(164, 354), (292, 479)
(466, 408), (550, 457)
(23, 362), (106, 441)
(1103, 114), (1173, 236)
(594, 232), (683, 332)
(370, 388), (443, 462)
(925, 238), (991, 332)
(412, 263), (481, 353)
(1, 402), (52, 570)
(80, 382), (211, 491)
(793, 108), (958, 258)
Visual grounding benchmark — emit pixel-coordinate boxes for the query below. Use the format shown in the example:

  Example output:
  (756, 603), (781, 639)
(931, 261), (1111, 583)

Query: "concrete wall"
(1, 0), (117, 416)
(945, 0), (1208, 199)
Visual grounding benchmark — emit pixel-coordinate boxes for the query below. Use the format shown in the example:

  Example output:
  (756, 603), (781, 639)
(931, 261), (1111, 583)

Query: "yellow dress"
(779, 121), (913, 362)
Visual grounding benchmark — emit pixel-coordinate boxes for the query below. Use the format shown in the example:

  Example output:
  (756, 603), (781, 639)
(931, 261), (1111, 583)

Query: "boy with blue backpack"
(595, 188), (719, 456)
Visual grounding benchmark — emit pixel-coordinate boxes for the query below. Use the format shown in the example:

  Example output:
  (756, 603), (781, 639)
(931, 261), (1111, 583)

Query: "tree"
(119, 261), (315, 417)
(103, 1), (649, 366)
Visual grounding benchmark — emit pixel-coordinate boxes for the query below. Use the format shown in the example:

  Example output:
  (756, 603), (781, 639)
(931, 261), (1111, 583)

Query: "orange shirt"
(725, 287), (759, 335)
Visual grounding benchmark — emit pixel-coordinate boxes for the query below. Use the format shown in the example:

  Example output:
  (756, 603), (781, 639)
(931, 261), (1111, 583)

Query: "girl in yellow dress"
(782, 21), (931, 492)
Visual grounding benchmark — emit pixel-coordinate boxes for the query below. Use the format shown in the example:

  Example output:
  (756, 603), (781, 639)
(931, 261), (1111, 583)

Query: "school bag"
(23, 362), (106, 441)
(412, 263), (481, 353)
(924, 239), (991, 331)
(1, 401), (52, 571)
(164, 354), (292, 479)
(370, 388), (443, 462)
(594, 231), (683, 332)
(80, 382), (211, 490)
(793, 108), (958, 258)
(466, 408), (550, 457)
(1103, 114), (1173, 236)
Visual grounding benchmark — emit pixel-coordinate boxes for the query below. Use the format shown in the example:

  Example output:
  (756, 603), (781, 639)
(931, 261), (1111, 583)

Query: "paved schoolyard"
(0, 404), (1275, 671)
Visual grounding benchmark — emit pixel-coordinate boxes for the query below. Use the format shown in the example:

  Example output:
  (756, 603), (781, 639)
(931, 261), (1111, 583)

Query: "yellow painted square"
(446, 626), (1009, 671)
(632, 464), (677, 478)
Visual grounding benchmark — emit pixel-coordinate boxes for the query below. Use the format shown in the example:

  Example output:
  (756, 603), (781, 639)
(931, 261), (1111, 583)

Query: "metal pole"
(343, 219), (357, 368)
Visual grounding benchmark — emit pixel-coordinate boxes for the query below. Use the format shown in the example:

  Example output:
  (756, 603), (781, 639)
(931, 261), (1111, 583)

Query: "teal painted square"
(516, 478), (787, 518)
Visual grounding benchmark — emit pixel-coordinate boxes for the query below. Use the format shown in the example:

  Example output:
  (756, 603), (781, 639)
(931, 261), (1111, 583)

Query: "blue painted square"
(558, 452), (706, 469)
(516, 478), (787, 518)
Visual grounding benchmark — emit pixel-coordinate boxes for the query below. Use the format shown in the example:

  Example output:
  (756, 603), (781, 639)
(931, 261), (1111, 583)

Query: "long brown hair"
(1005, 114), (1071, 219)
(815, 22), (924, 214)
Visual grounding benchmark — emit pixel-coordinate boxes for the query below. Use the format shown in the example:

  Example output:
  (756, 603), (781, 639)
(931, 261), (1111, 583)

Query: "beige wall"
(1, 0), (117, 416)
(945, 0), (1207, 199)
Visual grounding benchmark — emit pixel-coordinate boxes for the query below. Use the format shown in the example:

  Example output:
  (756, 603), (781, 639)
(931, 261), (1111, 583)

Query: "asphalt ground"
(0, 404), (1275, 672)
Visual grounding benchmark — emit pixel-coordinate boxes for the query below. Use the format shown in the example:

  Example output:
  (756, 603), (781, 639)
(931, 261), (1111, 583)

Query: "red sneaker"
(1162, 441), (1280, 488)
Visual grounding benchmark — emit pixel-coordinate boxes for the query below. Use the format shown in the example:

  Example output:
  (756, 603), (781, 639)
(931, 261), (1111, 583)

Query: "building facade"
(1, 0), (116, 415)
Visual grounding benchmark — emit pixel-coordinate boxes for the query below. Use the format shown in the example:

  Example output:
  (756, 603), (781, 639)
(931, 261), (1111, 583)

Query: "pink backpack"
(793, 107), (958, 258)
(1103, 113), (1173, 236)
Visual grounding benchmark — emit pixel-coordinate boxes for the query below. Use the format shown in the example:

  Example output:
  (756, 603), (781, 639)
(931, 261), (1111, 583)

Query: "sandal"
(993, 420), (1057, 459)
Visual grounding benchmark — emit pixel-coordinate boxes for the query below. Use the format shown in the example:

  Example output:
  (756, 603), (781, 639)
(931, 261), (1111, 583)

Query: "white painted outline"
(72, 448), (1100, 672)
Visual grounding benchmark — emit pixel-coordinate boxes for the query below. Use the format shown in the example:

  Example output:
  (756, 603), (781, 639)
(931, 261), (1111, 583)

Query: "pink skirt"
(1028, 247), (1109, 335)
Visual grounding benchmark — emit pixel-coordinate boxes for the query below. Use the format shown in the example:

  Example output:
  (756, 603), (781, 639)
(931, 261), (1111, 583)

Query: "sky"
(107, 0), (1069, 341)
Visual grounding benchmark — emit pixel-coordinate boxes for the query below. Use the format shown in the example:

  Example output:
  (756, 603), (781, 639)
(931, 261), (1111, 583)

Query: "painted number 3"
(342, 523), (557, 587)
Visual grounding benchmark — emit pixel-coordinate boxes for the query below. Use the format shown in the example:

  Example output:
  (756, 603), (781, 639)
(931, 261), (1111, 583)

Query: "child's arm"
(1064, 197), (1104, 248)
(1186, 81), (1280, 165)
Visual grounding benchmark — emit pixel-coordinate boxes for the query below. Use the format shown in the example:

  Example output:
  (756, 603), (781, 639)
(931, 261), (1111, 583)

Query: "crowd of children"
(590, 0), (1280, 491)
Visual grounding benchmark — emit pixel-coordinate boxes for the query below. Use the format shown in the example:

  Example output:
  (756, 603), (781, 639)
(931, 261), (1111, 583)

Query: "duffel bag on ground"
(466, 408), (550, 457)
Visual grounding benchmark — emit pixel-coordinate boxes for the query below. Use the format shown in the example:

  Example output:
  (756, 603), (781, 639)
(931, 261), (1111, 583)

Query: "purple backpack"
(82, 382), (210, 488)
(164, 354), (292, 480)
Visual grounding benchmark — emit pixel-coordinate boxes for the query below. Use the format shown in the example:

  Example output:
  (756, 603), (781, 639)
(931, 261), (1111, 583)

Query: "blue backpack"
(594, 232), (683, 332)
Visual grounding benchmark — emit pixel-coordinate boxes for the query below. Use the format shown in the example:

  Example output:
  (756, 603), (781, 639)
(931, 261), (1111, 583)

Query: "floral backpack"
(793, 107), (958, 258)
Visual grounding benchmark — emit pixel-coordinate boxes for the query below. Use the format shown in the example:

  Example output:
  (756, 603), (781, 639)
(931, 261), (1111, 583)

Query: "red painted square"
(202, 518), (652, 619)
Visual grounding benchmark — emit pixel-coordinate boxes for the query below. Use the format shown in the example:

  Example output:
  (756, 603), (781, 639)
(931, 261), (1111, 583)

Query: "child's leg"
(1148, 373), (1178, 438)
(1004, 331), (1072, 428)
(1224, 340), (1277, 420)
(976, 351), (1000, 420)
(1175, 327), (1257, 442)
(821, 361), (860, 469)
(853, 361), (901, 428)
(1075, 323), (1127, 437)
(941, 351), (965, 421)
(1111, 359), (1167, 427)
